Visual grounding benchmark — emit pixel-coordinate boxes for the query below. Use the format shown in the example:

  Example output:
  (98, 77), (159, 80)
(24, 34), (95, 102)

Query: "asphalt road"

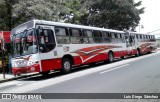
(1, 51), (160, 102)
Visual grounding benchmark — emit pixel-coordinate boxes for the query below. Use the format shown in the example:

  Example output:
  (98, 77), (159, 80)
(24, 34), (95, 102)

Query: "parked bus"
(124, 31), (156, 56)
(10, 20), (156, 76)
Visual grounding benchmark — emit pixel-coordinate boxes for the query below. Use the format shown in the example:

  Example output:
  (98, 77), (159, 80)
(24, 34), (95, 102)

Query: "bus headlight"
(12, 63), (18, 68)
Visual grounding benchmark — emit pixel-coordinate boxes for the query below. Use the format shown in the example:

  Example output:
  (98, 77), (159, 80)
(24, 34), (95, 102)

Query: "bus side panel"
(133, 49), (137, 55)
(73, 56), (82, 65)
(122, 50), (127, 56)
(73, 54), (105, 65)
(142, 47), (150, 54)
(41, 58), (62, 72)
(114, 51), (121, 58)
(99, 53), (108, 61)
(114, 50), (126, 58)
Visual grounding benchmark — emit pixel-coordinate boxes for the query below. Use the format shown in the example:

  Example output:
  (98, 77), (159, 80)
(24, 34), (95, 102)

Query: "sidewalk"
(0, 73), (39, 83)
(0, 73), (17, 83)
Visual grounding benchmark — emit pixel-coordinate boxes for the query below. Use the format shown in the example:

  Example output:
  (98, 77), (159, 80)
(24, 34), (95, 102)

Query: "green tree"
(57, 0), (88, 24)
(81, 0), (145, 31)
(12, 0), (58, 27)
(0, 0), (17, 30)
(0, 0), (144, 31)
(0, 0), (59, 30)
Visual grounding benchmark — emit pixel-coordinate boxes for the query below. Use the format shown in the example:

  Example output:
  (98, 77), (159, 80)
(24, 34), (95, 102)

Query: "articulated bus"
(11, 20), (156, 76)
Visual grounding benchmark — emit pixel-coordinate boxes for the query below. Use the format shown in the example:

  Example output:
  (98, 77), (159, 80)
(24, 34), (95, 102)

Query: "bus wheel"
(17, 74), (21, 76)
(148, 47), (152, 54)
(121, 56), (125, 59)
(108, 52), (114, 63)
(61, 58), (72, 74)
(135, 49), (140, 57)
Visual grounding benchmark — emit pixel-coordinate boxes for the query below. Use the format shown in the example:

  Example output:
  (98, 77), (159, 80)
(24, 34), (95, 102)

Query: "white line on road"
(99, 64), (130, 74)
(16, 83), (24, 86)
(0, 81), (19, 88)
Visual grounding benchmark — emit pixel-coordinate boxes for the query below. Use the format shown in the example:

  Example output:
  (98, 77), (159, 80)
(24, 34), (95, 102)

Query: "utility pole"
(138, 24), (144, 33)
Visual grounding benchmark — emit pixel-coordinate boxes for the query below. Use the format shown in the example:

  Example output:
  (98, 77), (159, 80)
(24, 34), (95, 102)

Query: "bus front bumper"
(12, 64), (40, 75)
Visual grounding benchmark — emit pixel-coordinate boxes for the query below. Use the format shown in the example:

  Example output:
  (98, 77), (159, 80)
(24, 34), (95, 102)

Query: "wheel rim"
(64, 61), (71, 71)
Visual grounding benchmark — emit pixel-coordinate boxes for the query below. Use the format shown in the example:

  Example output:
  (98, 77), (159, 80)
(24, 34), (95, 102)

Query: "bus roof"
(39, 20), (125, 33)
(11, 19), (125, 35)
(130, 32), (154, 36)
(12, 19), (152, 36)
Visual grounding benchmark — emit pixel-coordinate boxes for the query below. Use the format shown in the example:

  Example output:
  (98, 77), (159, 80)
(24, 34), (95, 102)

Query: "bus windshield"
(12, 29), (38, 57)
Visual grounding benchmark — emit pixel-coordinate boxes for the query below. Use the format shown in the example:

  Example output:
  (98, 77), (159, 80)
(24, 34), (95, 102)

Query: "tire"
(61, 58), (72, 74)
(135, 49), (140, 57)
(108, 52), (114, 63)
(121, 56), (125, 59)
(148, 47), (152, 54)
(17, 74), (21, 76)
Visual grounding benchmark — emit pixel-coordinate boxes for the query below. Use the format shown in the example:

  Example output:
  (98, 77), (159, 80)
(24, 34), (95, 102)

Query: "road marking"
(0, 81), (19, 88)
(16, 83), (24, 86)
(99, 64), (130, 74)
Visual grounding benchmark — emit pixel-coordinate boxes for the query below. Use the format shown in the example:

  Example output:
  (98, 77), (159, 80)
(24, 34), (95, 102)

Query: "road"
(0, 51), (160, 102)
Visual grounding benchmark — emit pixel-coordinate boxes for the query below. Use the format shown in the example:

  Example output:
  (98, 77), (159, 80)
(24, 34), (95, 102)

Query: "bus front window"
(12, 29), (38, 57)
(24, 29), (38, 55)
(13, 34), (21, 57)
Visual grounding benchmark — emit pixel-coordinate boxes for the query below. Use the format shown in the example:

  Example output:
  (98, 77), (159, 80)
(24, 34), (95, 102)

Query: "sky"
(135, 0), (160, 37)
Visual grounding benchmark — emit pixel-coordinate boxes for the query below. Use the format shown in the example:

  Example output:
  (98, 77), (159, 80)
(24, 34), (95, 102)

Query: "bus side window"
(117, 33), (122, 43)
(121, 34), (125, 43)
(110, 32), (115, 43)
(83, 30), (94, 44)
(55, 27), (70, 44)
(93, 30), (103, 43)
(70, 28), (82, 44)
(102, 31), (111, 43)
(140, 35), (142, 42)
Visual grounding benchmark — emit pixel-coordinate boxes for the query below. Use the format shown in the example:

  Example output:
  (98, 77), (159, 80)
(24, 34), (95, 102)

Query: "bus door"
(125, 33), (135, 55)
(36, 25), (58, 72)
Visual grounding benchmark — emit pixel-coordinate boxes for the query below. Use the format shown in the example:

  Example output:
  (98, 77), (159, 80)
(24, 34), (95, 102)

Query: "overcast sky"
(135, 0), (160, 36)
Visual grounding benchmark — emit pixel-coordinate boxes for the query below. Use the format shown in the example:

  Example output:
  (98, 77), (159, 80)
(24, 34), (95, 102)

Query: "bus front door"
(36, 25), (58, 72)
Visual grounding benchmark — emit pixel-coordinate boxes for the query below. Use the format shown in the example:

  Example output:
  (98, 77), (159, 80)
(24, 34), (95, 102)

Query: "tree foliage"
(81, 0), (145, 31)
(12, 0), (58, 28)
(0, 0), (144, 31)
(0, 0), (58, 30)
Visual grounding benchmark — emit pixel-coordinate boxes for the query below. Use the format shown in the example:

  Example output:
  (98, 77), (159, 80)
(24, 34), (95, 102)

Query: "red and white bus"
(123, 31), (156, 56)
(11, 20), (156, 76)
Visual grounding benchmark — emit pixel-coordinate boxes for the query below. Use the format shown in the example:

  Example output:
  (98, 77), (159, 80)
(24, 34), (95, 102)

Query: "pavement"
(0, 72), (39, 83)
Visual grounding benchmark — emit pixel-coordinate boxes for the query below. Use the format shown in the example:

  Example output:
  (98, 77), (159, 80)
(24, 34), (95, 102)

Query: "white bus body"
(11, 20), (156, 75)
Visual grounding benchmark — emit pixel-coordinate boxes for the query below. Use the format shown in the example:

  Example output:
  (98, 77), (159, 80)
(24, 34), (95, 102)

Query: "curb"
(0, 73), (39, 83)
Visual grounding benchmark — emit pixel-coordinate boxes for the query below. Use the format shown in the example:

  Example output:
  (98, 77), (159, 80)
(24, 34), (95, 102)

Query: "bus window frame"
(93, 30), (104, 43)
(82, 29), (94, 44)
(102, 31), (112, 43)
(55, 26), (70, 44)
(69, 28), (83, 44)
